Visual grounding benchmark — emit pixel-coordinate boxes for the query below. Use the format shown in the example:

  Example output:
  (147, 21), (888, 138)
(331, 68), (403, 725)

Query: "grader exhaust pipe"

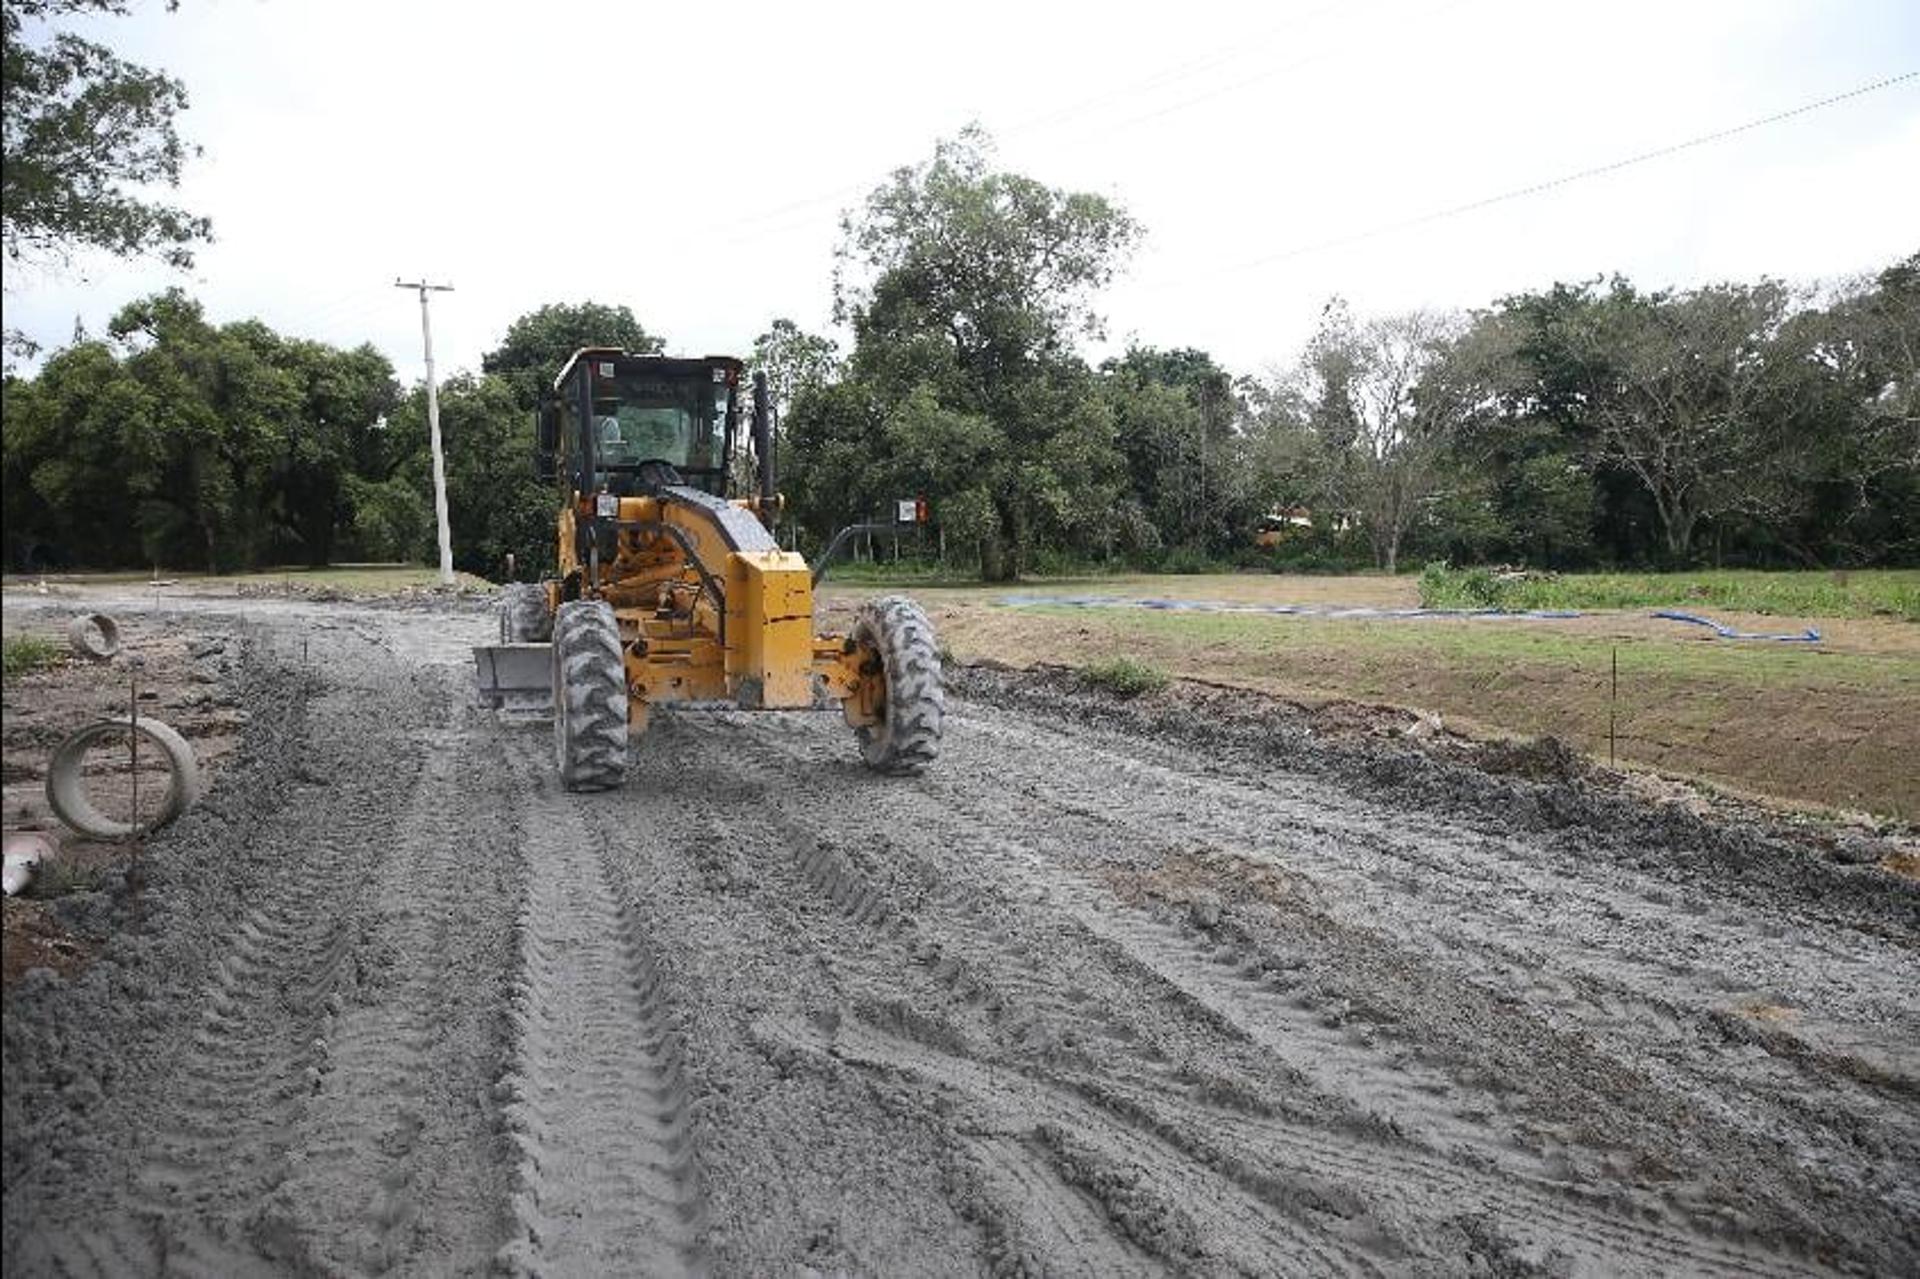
(752, 370), (775, 512)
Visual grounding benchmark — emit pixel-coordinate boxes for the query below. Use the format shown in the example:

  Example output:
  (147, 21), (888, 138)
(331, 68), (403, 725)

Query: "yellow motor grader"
(474, 348), (942, 791)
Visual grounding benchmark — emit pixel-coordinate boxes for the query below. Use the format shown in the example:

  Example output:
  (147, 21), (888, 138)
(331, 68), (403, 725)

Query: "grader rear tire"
(849, 595), (943, 776)
(500, 582), (552, 643)
(551, 600), (628, 792)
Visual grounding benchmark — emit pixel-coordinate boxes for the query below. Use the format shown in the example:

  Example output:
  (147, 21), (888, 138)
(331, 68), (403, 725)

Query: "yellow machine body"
(478, 347), (938, 792)
(550, 491), (867, 730)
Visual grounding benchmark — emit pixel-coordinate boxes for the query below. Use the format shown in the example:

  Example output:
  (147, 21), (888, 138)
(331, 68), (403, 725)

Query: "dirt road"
(3, 595), (1915, 1276)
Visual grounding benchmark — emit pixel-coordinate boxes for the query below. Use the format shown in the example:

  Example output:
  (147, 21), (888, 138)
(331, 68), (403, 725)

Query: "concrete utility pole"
(396, 278), (456, 586)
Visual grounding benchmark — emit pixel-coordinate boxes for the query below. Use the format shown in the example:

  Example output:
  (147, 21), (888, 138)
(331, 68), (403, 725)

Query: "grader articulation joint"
(474, 347), (943, 790)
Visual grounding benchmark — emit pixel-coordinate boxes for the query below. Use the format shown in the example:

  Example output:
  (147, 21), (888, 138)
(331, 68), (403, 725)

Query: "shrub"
(2, 633), (63, 681)
(1078, 657), (1171, 697)
(1418, 561), (1508, 609)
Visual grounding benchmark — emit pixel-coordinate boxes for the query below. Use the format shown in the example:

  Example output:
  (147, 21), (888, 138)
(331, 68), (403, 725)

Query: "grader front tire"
(551, 600), (628, 792)
(849, 595), (943, 776)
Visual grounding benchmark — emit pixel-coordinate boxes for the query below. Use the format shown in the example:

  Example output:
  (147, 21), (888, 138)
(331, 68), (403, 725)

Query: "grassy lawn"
(1422, 565), (1920, 621)
(822, 569), (1920, 820)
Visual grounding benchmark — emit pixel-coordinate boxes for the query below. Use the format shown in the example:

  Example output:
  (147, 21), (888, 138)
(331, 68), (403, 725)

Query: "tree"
(750, 317), (841, 417)
(273, 337), (400, 564)
(1, 0), (210, 270)
(1291, 303), (1479, 573)
(1100, 372), (1196, 558)
(2, 289), (404, 571)
(832, 127), (1140, 578)
(480, 302), (664, 410)
(1451, 289), (1608, 567)
(781, 379), (891, 550)
(1567, 280), (1792, 562)
(1738, 256), (1920, 564)
(2, 338), (144, 567)
(1101, 346), (1254, 554)
(386, 372), (551, 576)
(108, 291), (299, 569)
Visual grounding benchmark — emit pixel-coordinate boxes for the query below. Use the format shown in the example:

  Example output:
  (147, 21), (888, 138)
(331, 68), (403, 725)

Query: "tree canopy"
(2, 111), (1912, 579)
(1, 0), (210, 272)
(4, 289), (401, 570)
(481, 301), (663, 410)
(797, 128), (1143, 578)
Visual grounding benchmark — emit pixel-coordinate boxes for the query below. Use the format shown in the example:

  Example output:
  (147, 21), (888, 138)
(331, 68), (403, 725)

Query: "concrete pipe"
(68, 613), (121, 661)
(2, 831), (55, 896)
(46, 716), (202, 841)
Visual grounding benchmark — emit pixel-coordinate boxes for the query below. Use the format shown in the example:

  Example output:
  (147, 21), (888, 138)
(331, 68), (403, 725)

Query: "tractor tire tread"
(851, 594), (943, 776)
(551, 600), (627, 792)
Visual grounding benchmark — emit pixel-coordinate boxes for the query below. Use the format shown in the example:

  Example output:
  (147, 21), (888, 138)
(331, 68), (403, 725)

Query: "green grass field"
(1028, 605), (1907, 691)
(831, 561), (1920, 621)
(1420, 565), (1920, 622)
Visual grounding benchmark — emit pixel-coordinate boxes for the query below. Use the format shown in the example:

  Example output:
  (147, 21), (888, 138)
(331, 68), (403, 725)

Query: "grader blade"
(474, 643), (552, 718)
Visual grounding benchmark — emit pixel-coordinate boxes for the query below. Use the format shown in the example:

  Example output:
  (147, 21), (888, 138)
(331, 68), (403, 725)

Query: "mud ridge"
(949, 666), (1918, 937)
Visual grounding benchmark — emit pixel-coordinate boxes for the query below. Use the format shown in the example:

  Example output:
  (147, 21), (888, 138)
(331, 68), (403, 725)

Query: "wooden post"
(1609, 646), (1618, 767)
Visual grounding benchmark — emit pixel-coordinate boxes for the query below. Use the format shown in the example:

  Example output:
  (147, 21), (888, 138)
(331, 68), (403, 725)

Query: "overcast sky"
(7, 0), (1917, 385)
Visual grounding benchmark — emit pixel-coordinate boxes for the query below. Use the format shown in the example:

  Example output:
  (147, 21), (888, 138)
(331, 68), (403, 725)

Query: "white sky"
(6, 0), (1917, 386)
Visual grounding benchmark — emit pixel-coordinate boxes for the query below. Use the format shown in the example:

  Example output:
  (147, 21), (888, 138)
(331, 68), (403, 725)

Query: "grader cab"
(475, 348), (942, 790)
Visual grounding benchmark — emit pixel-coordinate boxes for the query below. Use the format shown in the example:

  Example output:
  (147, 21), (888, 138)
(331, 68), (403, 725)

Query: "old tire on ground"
(849, 595), (943, 775)
(47, 716), (202, 840)
(499, 583), (553, 643)
(68, 613), (120, 661)
(551, 600), (628, 792)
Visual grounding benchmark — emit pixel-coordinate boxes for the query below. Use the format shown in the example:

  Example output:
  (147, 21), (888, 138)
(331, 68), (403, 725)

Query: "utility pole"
(396, 278), (456, 585)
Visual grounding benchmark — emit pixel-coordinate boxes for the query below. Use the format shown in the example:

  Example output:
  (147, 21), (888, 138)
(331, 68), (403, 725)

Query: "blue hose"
(1649, 610), (1821, 643)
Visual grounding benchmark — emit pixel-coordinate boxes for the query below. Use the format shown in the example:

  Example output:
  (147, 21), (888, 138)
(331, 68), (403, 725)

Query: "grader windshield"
(554, 353), (740, 497)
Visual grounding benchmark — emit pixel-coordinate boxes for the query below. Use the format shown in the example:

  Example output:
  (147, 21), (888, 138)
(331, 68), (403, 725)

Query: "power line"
(717, 0), (1388, 241)
(1005, 0), (1357, 135)
(1054, 0), (1474, 151)
(1153, 68), (1917, 288)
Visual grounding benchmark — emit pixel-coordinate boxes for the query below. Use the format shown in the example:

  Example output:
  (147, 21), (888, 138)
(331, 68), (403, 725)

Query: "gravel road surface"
(3, 595), (1914, 1276)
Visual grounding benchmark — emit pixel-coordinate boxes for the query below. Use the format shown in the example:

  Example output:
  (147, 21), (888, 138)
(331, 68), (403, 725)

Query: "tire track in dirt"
(759, 1010), (1385, 1276)
(957, 1134), (1170, 1277)
(685, 714), (1167, 1070)
(268, 704), (520, 1273)
(495, 735), (706, 1277)
(130, 704), (421, 1265)
(554, 715), (1018, 1274)
(675, 715), (1395, 1274)
(10, 679), (435, 1274)
(952, 703), (1920, 1242)
(942, 727), (1859, 1272)
(712, 707), (1835, 1277)
(965, 703), (1914, 1048)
